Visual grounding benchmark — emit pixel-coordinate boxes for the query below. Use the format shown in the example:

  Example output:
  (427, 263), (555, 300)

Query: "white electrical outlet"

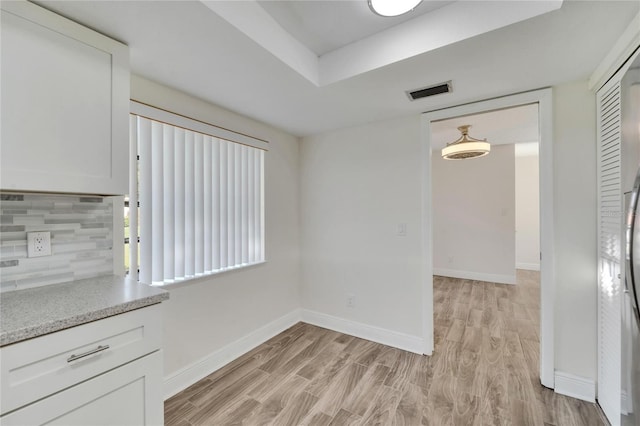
(347, 294), (356, 308)
(27, 231), (52, 258)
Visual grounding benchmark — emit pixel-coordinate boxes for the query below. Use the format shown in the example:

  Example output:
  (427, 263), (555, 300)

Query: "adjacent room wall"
(130, 75), (301, 396)
(300, 115), (424, 348)
(515, 147), (540, 271)
(552, 79), (597, 385)
(432, 144), (516, 284)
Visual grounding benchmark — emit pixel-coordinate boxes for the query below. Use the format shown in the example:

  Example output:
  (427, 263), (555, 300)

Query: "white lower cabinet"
(0, 305), (164, 426)
(1, 351), (163, 426)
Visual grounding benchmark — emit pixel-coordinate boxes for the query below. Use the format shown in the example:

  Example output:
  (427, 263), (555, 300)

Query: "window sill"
(144, 260), (267, 289)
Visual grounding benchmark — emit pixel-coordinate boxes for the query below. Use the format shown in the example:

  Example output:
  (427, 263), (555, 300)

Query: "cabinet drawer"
(0, 351), (163, 426)
(0, 304), (162, 415)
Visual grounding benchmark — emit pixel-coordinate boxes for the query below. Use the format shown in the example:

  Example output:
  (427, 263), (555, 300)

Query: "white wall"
(130, 76), (301, 388)
(553, 80), (598, 382)
(300, 115), (424, 342)
(515, 150), (540, 271)
(432, 144), (516, 284)
(300, 79), (598, 385)
(130, 74), (598, 394)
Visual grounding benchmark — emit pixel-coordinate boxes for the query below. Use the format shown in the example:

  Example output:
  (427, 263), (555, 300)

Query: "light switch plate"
(27, 231), (52, 258)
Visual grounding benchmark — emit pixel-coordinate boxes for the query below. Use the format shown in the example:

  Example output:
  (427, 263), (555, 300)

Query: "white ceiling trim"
(589, 11), (640, 91)
(201, 0), (562, 87)
(319, 0), (563, 86)
(201, 0), (319, 85)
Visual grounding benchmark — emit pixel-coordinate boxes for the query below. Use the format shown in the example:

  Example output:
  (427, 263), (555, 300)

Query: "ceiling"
(256, 0), (455, 56)
(35, 0), (639, 137)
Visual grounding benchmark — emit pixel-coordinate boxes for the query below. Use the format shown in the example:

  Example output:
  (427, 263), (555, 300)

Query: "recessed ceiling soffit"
(200, 0), (563, 87)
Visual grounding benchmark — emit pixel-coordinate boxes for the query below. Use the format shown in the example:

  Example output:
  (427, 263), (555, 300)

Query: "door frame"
(420, 88), (554, 388)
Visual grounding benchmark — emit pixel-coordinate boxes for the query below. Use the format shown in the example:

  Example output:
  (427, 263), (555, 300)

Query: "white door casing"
(421, 88), (555, 388)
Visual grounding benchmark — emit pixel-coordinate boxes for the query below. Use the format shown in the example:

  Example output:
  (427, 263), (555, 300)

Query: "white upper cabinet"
(1, 1), (129, 195)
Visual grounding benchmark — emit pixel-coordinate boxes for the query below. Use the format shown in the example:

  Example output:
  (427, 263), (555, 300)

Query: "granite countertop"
(0, 275), (169, 347)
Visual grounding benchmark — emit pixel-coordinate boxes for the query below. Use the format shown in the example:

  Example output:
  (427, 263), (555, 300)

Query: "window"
(128, 102), (267, 285)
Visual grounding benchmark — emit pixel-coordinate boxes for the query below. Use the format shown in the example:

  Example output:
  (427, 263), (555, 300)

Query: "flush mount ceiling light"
(368, 0), (423, 17)
(442, 125), (491, 160)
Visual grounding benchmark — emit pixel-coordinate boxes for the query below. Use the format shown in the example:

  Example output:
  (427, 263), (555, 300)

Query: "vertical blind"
(129, 112), (265, 285)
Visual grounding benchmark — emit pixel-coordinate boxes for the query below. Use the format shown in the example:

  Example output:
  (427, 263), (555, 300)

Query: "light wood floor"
(165, 271), (605, 425)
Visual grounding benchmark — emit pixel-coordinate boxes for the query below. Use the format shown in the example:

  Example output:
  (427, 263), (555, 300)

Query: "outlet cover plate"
(27, 231), (52, 258)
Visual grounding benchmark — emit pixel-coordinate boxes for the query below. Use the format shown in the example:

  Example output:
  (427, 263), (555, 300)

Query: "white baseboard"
(622, 390), (630, 415)
(163, 309), (302, 400)
(300, 309), (424, 355)
(554, 371), (596, 402)
(433, 268), (516, 285)
(164, 309), (426, 400)
(516, 262), (540, 271)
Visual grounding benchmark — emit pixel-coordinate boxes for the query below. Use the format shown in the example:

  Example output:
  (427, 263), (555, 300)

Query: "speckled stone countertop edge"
(0, 293), (168, 347)
(0, 276), (170, 347)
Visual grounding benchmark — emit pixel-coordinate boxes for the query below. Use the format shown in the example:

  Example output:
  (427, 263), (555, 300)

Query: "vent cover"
(406, 81), (452, 101)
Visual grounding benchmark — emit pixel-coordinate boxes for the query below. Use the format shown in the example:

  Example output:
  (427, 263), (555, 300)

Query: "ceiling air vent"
(406, 81), (452, 101)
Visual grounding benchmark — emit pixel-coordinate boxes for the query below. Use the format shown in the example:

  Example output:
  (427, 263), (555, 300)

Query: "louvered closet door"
(597, 78), (622, 425)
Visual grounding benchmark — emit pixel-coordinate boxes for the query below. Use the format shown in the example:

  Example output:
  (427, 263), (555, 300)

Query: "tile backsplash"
(0, 193), (114, 292)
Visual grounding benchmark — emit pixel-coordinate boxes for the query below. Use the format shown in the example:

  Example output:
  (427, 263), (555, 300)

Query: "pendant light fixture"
(368, 0), (422, 17)
(441, 125), (490, 160)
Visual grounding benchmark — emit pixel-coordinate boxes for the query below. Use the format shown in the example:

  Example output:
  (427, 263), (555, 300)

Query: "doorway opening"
(421, 88), (554, 388)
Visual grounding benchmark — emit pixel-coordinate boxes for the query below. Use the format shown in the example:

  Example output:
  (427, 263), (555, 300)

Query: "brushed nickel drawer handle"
(67, 345), (110, 363)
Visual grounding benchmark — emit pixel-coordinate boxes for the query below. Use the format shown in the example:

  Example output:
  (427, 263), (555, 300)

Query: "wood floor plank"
(433, 340), (460, 377)
(340, 363), (390, 416)
(445, 318), (465, 342)
(305, 352), (351, 398)
(165, 400), (197, 426)
(352, 340), (384, 367)
(249, 369), (299, 403)
(328, 409), (360, 426)
(410, 350), (439, 389)
(212, 398), (261, 426)
(188, 356), (263, 407)
(461, 325), (482, 353)
(296, 341), (343, 381)
(358, 385), (402, 425)
(466, 308), (483, 328)
(166, 271), (604, 426)
(304, 412), (333, 426)
(384, 350), (421, 390)
(394, 383), (427, 425)
(243, 375), (311, 425)
(271, 391), (318, 426)
(473, 396), (509, 426)
(510, 396), (545, 426)
(456, 346), (479, 392)
(373, 345), (405, 368)
(452, 391), (481, 425)
(306, 361), (367, 417)
(165, 378), (211, 414)
(259, 336), (315, 374)
(452, 302), (470, 321)
(187, 369), (269, 425)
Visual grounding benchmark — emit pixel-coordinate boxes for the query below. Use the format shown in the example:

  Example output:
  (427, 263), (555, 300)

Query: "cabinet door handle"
(67, 345), (110, 363)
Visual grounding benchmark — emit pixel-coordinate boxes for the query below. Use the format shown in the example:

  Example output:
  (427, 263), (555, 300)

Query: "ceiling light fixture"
(368, 0), (423, 17)
(442, 125), (491, 160)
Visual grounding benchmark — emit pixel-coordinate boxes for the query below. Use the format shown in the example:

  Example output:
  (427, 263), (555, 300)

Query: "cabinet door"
(596, 70), (623, 425)
(0, 1), (129, 195)
(1, 351), (163, 426)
